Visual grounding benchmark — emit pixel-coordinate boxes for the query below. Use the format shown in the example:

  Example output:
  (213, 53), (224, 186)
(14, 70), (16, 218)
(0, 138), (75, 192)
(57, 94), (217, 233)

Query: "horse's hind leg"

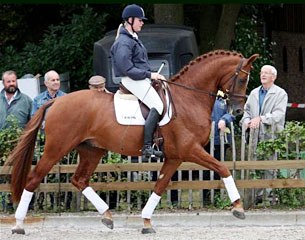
(141, 158), (182, 234)
(12, 147), (68, 234)
(72, 143), (113, 229)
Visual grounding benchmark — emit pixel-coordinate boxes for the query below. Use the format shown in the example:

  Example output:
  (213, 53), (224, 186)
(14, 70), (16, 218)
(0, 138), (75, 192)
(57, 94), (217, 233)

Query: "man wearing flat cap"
(88, 75), (110, 93)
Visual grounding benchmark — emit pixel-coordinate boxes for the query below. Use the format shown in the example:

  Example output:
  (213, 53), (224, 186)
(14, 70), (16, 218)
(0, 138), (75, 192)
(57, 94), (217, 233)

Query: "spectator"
(203, 91), (235, 204)
(0, 70), (32, 212)
(88, 75), (110, 93)
(30, 70), (67, 210)
(0, 70), (32, 129)
(31, 70), (66, 116)
(240, 64), (288, 204)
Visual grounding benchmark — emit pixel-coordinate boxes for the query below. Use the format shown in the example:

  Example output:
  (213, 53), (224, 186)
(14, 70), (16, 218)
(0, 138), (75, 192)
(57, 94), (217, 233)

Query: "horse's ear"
(245, 54), (260, 65)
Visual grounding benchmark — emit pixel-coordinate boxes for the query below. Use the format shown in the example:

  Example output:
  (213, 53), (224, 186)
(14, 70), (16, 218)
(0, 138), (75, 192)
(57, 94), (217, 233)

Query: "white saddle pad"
(113, 90), (172, 126)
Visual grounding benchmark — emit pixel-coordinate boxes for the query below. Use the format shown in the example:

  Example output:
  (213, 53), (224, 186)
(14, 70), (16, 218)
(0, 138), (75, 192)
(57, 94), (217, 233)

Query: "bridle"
(159, 57), (250, 100)
(224, 58), (250, 101)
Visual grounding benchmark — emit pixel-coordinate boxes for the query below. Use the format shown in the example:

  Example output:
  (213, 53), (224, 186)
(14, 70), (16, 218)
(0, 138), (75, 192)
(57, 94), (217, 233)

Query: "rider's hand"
(151, 72), (166, 81)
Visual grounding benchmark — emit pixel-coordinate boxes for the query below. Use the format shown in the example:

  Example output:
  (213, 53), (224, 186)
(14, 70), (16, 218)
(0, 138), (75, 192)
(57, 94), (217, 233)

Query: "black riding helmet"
(122, 4), (147, 32)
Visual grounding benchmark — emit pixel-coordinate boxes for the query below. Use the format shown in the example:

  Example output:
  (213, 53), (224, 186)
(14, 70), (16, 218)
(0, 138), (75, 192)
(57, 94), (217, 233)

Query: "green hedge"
(0, 6), (107, 91)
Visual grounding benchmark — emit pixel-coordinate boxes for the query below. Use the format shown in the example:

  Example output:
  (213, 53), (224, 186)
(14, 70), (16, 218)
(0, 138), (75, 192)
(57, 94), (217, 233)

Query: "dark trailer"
(93, 24), (199, 93)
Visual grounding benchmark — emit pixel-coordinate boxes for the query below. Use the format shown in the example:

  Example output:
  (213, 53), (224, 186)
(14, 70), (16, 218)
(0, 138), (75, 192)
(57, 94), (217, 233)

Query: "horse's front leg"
(190, 146), (245, 219)
(141, 158), (182, 234)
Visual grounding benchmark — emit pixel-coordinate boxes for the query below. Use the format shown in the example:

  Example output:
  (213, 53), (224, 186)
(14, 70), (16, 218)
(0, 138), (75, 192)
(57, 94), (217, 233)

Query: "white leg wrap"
(82, 187), (109, 215)
(222, 175), (240, 203)
(141, 192), (161, 219)
(15, 189), (34, 225)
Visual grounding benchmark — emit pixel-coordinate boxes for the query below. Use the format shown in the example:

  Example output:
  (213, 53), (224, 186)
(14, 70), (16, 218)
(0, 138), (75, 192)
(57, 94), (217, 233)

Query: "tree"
(198, 4), (241, 53)
(199, 4), (222, 53)
(153, 4), (184, 25)
(214, 4), (241, 50)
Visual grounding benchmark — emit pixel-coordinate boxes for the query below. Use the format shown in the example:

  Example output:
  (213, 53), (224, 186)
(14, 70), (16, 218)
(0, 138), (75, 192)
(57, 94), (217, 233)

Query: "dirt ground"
(1, 225), (305, 240)
(1, 209), (305, 240)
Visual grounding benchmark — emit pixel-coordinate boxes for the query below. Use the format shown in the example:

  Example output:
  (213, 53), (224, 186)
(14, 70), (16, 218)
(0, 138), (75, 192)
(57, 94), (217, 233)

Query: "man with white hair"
(30, 70), (67, 210)
(240, 64), (288, 204)
(240, 65), (288, 139)
(31, 70), (66, 116)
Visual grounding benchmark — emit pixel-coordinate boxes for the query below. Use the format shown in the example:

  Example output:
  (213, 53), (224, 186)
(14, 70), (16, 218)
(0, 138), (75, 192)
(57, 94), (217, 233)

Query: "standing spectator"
(203, 91), (235, 204)
(240, 64), (288, 203)
(0, 70), (32, 129)
(31, 70), (66, 116)
(30, 70), (66, 210)
(0, 70), (32, 212)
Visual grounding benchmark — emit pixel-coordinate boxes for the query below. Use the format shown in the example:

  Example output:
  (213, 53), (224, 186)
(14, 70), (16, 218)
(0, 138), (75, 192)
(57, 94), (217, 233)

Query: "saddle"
(116, 80), (174, 148)
(118, 80), (169, 120)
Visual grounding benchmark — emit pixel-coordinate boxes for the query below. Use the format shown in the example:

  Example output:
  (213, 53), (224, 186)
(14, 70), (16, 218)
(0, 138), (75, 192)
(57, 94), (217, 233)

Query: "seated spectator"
(88, 75), (110, 93)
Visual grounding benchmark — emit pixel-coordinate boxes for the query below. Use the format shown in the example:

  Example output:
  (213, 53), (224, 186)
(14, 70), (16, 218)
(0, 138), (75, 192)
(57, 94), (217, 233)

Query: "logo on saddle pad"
(113, 90), (172, 126)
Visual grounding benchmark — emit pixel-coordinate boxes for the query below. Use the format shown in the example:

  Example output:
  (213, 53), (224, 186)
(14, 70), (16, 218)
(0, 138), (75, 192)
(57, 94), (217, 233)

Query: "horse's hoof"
(232, 209), (246, 220)
(12, 227), (25, 235)
(102, 218), (114, 229)
(141, 228), (156, 234)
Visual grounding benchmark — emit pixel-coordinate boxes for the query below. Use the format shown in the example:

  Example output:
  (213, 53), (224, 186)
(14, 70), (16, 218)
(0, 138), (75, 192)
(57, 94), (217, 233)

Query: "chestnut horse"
(6, 50), (258, 234)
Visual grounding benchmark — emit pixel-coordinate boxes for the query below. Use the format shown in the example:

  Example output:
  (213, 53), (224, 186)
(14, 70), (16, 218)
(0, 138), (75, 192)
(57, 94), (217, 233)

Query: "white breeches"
(121, 77), (163, 115)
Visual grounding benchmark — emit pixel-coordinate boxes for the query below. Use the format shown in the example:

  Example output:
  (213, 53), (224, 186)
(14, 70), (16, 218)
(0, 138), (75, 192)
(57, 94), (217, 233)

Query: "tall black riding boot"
(142, 108), (163, 161)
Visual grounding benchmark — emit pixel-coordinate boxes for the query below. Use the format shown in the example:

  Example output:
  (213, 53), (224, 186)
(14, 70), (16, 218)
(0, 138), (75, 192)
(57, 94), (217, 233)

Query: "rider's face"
(132, 17), (144, 32)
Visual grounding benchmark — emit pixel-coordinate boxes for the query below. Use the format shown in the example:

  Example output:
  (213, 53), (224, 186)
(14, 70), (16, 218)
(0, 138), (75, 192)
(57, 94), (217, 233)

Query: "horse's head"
(220, 53), (259, 116)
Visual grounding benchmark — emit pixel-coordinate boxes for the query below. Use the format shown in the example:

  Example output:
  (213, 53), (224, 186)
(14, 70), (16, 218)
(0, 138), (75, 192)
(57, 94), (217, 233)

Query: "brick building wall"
(272, 31), (305, 121)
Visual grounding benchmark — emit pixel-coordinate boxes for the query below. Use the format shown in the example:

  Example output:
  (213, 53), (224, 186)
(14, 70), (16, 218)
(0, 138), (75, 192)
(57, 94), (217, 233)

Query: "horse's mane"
(170, 50), (244, 82)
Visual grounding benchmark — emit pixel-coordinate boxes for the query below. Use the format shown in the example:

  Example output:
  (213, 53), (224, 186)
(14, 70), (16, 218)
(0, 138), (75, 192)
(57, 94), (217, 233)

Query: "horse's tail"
(5, 99), (55, 202)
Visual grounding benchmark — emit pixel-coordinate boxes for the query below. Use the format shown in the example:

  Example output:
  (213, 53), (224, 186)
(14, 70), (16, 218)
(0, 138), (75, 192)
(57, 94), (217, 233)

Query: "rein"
(158, 79), (217, 97)
(158, 57), (250, 99)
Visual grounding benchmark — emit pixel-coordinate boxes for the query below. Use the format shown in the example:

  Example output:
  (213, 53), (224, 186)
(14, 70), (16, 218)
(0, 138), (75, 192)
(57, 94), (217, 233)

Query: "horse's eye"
(239, 78), (247, 83)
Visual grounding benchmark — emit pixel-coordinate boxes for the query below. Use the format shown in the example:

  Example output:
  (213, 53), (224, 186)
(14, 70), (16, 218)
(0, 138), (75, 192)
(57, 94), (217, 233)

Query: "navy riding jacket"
(110, 27), (151, 80)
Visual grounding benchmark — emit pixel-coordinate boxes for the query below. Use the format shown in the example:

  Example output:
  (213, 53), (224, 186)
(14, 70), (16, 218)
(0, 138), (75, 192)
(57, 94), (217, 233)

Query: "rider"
(110, 4), (166, 160)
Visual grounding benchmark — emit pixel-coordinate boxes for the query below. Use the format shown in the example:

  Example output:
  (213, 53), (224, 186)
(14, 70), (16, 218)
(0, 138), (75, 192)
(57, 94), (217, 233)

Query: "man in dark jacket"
(0, 70), (32, 129)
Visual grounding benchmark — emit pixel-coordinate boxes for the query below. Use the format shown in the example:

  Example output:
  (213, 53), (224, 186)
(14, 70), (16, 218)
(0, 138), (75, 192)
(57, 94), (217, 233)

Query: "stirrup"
(142, 144), (163, 161)
(151, 143), (163, 157)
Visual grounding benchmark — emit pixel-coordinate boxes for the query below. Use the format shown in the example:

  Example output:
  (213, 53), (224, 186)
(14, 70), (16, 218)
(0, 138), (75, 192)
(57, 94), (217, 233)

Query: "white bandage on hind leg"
(82, 187), (109, 215)
(141, 192), (161, 219)
(15, 189), (34, 225)
(222, 175), (240, 203)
